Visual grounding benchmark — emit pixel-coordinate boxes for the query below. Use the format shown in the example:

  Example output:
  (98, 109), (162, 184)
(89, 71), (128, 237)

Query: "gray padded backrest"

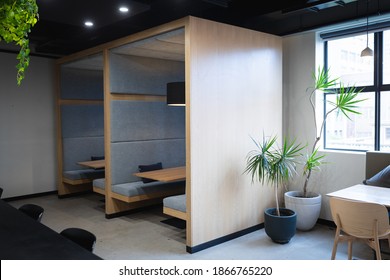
(62, 137), (104, 171)
(366, 151), (390, 179)
(111, 139), (185, 185)
(60, 67), (103, 100)
(109, 53), (185, 95)
(61, 105), (104, 138)
(111, 101), (184, 142)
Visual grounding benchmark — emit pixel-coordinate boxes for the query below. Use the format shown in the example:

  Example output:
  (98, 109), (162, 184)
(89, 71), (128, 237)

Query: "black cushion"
(91, 156), (105, 161)
(364, 165), (390, 188)
(138, 162), (162, 183)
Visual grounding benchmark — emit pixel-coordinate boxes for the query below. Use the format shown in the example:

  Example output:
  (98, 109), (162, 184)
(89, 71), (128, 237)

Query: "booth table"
(77, 159), (105, 169)
(133, 166), (186, 182)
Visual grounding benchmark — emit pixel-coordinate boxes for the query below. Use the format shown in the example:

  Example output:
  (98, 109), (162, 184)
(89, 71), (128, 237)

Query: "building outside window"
(323, 28), (390, 152)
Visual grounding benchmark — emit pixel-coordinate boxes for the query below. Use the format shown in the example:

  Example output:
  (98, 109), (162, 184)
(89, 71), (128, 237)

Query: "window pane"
(383, 31), (390, 84)
(327, 34), (374, 87)
(325, 92), (375, 151)
(380, 91), (390, 151)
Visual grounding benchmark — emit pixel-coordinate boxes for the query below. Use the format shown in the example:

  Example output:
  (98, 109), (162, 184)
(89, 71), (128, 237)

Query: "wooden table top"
(77, 159), (105, 169)
(327, 184), (390, 207)
(133, 166), (186, 182)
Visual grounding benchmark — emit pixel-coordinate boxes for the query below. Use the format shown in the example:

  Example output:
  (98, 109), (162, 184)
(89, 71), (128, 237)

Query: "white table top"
(327, 184), (390, 207)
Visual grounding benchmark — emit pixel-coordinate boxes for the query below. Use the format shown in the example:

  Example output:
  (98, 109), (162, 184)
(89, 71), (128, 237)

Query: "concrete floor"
(8, 193), (388, 260)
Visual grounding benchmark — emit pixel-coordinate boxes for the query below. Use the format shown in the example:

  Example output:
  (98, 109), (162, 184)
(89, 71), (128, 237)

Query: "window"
(324, 29), (390, 151)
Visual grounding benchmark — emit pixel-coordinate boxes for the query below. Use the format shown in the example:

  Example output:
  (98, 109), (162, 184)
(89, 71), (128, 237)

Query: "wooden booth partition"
(56, 16), (282, 253)
(185, 17), (282, 252)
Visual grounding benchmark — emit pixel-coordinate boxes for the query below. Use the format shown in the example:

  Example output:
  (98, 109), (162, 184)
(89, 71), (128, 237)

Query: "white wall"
(282, 32), (366, 221)
(0, 52), (57, 198)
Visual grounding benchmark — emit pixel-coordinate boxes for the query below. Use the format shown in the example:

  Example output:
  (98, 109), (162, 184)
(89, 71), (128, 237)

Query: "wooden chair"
(329, 197), (390, 260)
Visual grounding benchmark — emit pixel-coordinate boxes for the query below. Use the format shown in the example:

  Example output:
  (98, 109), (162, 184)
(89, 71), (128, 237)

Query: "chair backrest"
(0, 187), (3, 198)
(329, 197), (390, 239)
(60, 228), (96, 252)
(18, 204), (44, 222)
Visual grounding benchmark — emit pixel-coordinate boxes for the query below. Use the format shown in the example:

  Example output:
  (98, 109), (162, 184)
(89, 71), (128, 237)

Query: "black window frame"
(322, 28), (390, 152)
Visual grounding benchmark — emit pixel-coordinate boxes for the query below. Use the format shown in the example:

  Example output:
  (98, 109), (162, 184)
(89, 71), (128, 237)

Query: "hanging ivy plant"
(0, 0), (39, 85)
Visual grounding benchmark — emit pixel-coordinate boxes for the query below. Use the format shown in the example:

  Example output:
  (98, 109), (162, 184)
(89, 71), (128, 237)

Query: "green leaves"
(313, 66), (338, 91)
(245, 135), (304, 215)
(327, 84), (366, 120)
(0, 0), (39, 85)
(245, 135), (304, 188)
(303, 147), (325, 176)
(245, 135), (277, 185)
(312, 66), (366, 121)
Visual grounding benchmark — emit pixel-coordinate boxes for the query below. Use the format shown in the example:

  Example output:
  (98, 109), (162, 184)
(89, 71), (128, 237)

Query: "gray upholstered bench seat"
(163, 194), (186, 212)
(163, 194), (187, 220)
(92, 178), (106, 195)
(92, 179), (185, 200)
(112, 181), (183, 197)
(108, 180), (185, 204)
(63, 169), (105, 185)
(93, 178), (105, 189)
(64, 169), (105, 180)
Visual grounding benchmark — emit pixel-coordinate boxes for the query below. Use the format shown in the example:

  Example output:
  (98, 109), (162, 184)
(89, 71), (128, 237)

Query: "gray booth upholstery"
(163, 194), (186, 213)
(93, 101), (185, 200)
(61, 104), (104, 182)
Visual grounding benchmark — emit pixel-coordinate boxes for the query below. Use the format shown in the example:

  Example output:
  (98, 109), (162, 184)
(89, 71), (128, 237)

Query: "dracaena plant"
(302, 66), (366, 197)
(0, 0), (39, 85)
(245, 135), (304, 216)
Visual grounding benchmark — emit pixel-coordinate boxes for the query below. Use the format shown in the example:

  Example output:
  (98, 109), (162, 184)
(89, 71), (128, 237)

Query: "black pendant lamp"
(167, 82), (185, 106)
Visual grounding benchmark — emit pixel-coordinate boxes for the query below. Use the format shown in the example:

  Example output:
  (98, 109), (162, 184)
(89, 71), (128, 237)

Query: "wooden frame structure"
(56, 16), (282, 252)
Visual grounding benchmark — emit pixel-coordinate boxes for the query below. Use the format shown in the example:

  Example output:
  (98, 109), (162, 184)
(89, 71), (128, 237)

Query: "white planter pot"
(284, 191), (322, 231)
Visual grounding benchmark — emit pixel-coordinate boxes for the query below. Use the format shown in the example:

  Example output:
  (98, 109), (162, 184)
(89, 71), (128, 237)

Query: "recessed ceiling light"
(84, 21), (94, 27)
(119, 6), (129, 13)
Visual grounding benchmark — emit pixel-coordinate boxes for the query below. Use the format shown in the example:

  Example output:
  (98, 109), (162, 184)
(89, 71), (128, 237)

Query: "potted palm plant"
(284, 66), (365, 231)
(245, 135), (303, 244)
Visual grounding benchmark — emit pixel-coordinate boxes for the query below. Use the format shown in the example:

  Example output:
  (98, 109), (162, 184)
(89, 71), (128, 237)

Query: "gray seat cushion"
(63, 169), (105, 180)
(92, 178), (105, 190)
(163, 194), (186, 212)
(112, 180), (184, 197)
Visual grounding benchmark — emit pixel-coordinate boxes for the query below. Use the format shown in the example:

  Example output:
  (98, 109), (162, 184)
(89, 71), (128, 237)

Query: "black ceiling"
(12, 0), (390, 57)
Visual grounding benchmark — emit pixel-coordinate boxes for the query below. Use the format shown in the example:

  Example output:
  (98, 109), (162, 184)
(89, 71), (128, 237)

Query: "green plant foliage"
(245, 135), (304, 216)
(0, 0), (39, 85)
(302, 66), (366, 197)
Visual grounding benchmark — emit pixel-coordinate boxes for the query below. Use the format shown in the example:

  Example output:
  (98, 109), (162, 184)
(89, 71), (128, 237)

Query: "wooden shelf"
(59, 99), (103, 105)
(111, 93), (166, 102)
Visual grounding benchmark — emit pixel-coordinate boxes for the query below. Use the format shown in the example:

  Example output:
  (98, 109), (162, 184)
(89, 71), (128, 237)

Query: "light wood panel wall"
(186, 17), (283, 247)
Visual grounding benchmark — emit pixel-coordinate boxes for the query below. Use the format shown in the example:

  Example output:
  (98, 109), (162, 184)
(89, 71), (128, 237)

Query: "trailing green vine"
(0, 0), (39, 85)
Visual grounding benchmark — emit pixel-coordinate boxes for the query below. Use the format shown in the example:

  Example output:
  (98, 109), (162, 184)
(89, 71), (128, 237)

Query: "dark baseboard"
(3, 191), (58, 202)
(317, 218), (336, 228)
(186, 223), (264, 254)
